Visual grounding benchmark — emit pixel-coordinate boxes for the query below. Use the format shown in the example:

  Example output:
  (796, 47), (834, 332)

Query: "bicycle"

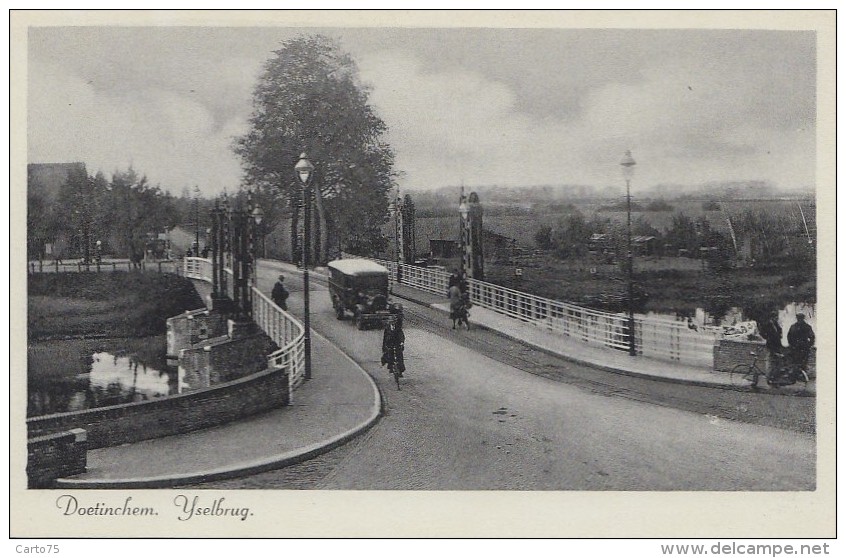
(730, 351), (810, 390)
(386, 346), (403, 390)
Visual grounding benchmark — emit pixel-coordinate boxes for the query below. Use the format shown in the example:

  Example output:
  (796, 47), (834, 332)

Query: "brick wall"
(27, 428), (87, 488)
(210, 332), (279, 383)
(27, 368), (290, 449)
(167, 309), (227, 358)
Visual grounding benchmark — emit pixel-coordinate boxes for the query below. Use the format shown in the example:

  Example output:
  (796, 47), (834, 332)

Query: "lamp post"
(393, 188), (402, 282)
(295, 153), (314, 380)
(620, 150), (637, 356)
(251, 204), (263, 287)
(193, 185), (201, 254)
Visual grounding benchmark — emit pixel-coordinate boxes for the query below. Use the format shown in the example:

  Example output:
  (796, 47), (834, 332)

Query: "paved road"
(194, 266), (815, 490)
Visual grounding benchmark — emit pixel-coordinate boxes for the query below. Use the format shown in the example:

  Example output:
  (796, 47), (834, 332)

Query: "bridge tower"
(401, 193), (416, 263)
(459, 189), (484, 281)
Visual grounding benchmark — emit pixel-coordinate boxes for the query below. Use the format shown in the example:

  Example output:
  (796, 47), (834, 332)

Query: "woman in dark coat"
(271, 274), (289, 311)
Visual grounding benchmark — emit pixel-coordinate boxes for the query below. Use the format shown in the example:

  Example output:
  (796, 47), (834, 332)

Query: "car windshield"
(354, 275), (387, 293)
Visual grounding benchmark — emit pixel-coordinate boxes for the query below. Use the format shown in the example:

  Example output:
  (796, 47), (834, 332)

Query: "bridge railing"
(184, 257), (307, 394)
(28, 259), (181, 274)
(358, 256), (716, 368)
(251, 287), (307, 391)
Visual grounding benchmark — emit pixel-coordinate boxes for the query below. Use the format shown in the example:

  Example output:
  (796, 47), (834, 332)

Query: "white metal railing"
(252, 287), (307, 392)
(358, 256), (716, 368)
(183, 257), (212, 280)
(184, 257), (307, 394)
(28, 259), (181, 274)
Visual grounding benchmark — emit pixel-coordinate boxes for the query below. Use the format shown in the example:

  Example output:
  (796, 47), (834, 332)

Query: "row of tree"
(27, 166), (190, 261)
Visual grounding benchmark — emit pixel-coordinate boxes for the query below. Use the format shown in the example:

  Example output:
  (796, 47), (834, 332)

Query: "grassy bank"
(28, 271), (204, 341)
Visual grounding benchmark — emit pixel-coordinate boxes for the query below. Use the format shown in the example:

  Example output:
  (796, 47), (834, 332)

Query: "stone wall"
(27, 429), (87, 488)
(26, 368), (290, 449)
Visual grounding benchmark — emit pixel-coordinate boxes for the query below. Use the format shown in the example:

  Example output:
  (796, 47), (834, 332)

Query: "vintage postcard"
(10, 9), (836, 540)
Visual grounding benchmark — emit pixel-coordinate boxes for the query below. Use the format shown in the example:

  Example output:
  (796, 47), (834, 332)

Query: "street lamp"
(392, 188), (402, 282)
(193, 185), (201, 254)
(620, 150), (637, 356)
(251, 204), (263, 285)
(295, 153), (314, 380)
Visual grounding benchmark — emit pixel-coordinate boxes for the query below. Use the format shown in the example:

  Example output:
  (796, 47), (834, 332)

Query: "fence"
(361, 256), (716, 368)
(185, 257), (307, 393)
(28, 259), (181, 274)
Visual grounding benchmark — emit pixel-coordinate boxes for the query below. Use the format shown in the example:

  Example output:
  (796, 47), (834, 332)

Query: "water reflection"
(28, 349), (201, 416)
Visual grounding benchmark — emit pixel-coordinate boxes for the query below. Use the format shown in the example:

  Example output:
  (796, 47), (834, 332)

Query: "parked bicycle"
(730, 351), (809, 390)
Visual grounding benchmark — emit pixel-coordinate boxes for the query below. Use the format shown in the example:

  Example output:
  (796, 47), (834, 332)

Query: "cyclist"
(381, 316), (406, 377)
(787, 313), (815, 378)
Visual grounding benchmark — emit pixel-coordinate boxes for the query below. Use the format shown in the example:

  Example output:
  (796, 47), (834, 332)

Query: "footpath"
(56, 260), (811, 488)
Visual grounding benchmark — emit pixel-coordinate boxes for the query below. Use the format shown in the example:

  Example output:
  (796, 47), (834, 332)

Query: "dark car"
(327, 259), (402, 330)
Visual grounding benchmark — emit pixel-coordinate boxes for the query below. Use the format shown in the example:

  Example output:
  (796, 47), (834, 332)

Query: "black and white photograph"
(11, 9), (836, 540)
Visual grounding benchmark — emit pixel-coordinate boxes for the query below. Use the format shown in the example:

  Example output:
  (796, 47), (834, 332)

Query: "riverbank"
(27, 271), (205, 417)
(28, 271), (204, 341)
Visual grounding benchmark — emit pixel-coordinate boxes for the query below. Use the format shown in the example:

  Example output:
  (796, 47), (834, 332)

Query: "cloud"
(27, 28), (816, 195)
(28, 58), (247, 196)
(358, 43), (815, 191)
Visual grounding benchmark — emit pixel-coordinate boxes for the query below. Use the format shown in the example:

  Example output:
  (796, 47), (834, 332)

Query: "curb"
(55, 330), (383, 489)
(390, 288), (814, 397)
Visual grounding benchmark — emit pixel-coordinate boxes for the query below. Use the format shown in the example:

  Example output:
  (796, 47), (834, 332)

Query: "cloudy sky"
(27, 23), (817, 197)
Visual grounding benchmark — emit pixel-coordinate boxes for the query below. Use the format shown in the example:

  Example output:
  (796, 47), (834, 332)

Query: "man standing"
(756, 310), (784, 384)
(272, 274), (289, 311)
(788, 313), (815, 375)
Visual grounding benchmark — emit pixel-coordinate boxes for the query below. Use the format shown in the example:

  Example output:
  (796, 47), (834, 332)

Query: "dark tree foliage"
(234, 35), (396, 262)
(534, 225), (553, 250)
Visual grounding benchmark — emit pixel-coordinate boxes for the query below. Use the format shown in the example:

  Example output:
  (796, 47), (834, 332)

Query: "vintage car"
(327, 258), (402, 329)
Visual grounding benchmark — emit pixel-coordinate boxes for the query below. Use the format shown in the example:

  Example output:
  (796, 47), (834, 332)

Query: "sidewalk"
(388, 282), (815, 396)
(56, 326), (381, 489)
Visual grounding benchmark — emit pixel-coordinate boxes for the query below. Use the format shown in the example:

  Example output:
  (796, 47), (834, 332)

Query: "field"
(411, 198), (815, 251)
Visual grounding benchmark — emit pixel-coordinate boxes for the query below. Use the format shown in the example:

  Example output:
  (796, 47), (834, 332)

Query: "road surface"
(193, 264), (815, 490)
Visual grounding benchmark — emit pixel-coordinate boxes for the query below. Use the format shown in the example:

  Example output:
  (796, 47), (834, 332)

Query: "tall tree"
(234, 35), (396, 263)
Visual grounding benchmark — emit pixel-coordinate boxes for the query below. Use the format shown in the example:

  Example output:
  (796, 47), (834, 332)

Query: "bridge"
(26, 255), (815, 491)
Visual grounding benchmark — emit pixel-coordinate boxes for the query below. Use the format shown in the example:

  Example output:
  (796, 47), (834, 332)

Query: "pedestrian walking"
(272, 274), (289, 311)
